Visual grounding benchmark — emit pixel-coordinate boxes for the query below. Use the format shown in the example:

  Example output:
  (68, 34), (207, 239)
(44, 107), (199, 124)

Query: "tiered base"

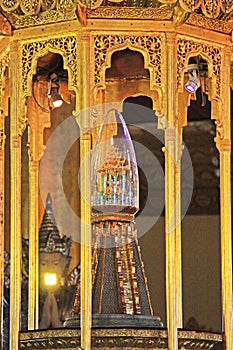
(20, 328), (222, 349)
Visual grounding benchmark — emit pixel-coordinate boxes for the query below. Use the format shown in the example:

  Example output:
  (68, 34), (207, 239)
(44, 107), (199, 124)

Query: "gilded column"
(164, 32), (179, 350)
(9, 40), (22, 350)
(28, 157), (39, 330)
(79, 32), (92, 350)
(175, 130), (183, 329)
(215, 47), (232, 350)
(0, 51), (8, 344)
(0, 124), (5, 344)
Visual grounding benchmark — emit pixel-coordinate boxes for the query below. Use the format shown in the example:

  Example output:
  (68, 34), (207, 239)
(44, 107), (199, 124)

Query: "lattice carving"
(94, 34), (163, 88)
(177, 37), (222, 99)
(21, 36), (79, 98)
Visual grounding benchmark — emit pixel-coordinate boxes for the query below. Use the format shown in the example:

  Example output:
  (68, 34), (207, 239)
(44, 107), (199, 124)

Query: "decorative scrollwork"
(158, 0), (233, 19)
(88, 6), (173, 19)
(94, 34), (163, 88)
(186, 13), (232, 34)
(0, 0), (77, 14)
(177, 37), (222, 99)
(19, 328), (222, 349)
(0, 0), (233, 28)
(21, 36), (79, 97)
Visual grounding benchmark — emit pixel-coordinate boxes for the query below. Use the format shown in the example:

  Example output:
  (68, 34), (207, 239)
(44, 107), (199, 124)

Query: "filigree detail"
(0, 0), (77, 14)
(94, 34), (162, 87)
(21, 36), (78, 97)
(4, 10), (76, 29)
(186, 12), (232, 34)
(159, 0), (233, 19)
(88, 6), (173, 19)
(20, 0), (41, 15)
(41, 0), (56, 11)
(201, 0), (220, 19)
(57, 0), (77, 15)
(0, 0), (19, 12)
(177, 37), (222, 98)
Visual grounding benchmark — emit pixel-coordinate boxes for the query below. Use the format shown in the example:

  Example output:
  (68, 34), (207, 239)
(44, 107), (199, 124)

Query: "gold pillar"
(27, 88), (51, 329)
(164, 32), (179, 350)
(79, 32), (92, 350)
(9, 40), (22, 350)
(28, 157), (39, 329)
(217, 46), (232, 350)
(0, 51), (8, 346)
(175, 131), (183, 329)
(0, 125), (5, 347)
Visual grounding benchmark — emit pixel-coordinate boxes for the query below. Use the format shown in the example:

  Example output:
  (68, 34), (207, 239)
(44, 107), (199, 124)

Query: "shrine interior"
(0, 1), (232, 350)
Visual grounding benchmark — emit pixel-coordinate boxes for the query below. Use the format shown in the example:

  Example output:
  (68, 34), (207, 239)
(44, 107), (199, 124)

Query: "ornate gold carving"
(20, 0), (41, 15)
(177, 37), (223, 99)
(18, 115), (28, 136)
(159, 0), (233, 19)
(94, 34), (163, 88)
(0, 129), (6, 151)
(0, 0), (77, 14)
(5, 10), (76, 29)
(0, 51), (9, 118)
(12, 135), (20, 148)
(217, 139), (231, 152)
(21, 36), (79, 98)
(88, 6), (173, 19)
(0, 0), (232, 28)
(19, 328), (222, 349)
(0, 13), (11, 35)
(215, 119), (224, 140)
(0, 0), (19, 12)
(186, 12), (232, 33)
(57, 0), (77, 15)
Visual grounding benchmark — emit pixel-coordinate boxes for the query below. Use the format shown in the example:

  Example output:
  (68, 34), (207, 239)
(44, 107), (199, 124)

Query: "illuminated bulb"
(185, 63), (200, 93)
(44, 273), (57, 286)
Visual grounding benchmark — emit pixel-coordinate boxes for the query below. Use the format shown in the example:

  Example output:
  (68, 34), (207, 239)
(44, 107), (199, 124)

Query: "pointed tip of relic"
(46, 193), (52, 209)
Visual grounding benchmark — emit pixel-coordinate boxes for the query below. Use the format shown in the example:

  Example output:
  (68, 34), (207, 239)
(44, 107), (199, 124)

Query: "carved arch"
(176, 36), (224, 131)
(93, 33), (165, 114)
(20, 35), (80, 111)
(176, 36), (223, 100)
